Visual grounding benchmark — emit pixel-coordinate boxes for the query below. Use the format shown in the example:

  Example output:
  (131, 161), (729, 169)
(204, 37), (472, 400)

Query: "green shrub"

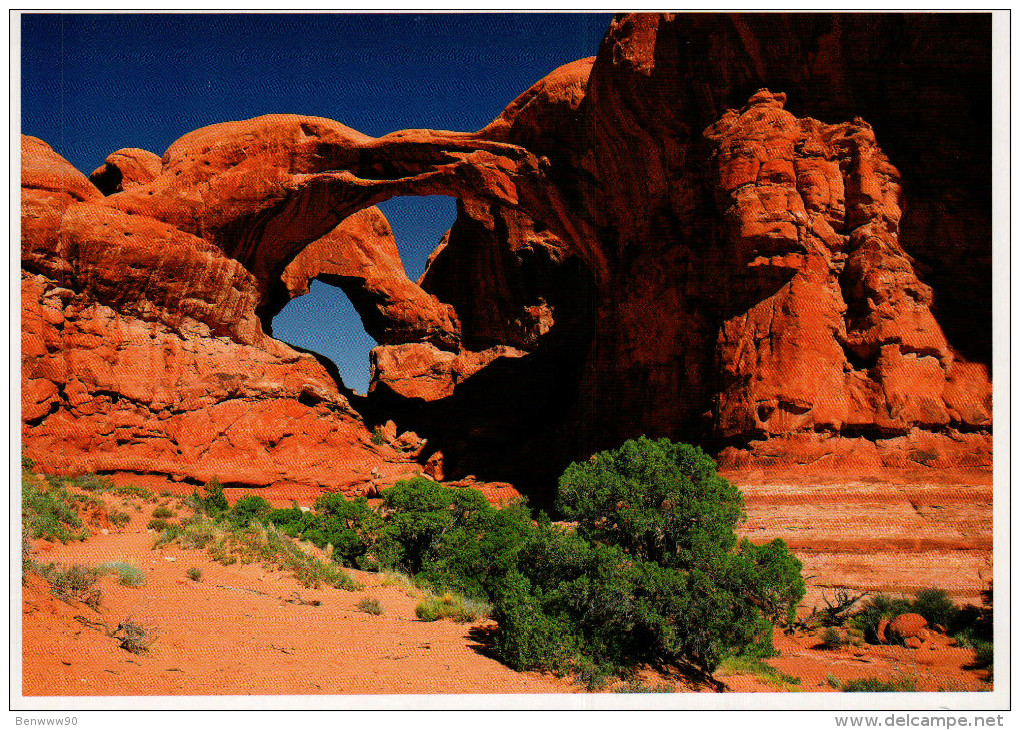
(147, 518), (170, 531)
(306, 493), (384, 569)
(376, 478), (532, 597)
(838, 675), (917, 692)
(848, 593), (913, 641)
(196, 478), (229, 516)
(911, 588), (959, 629)
(152, 506), (175, 519)
(356, 597), (384, 615)
(186, 567), (203, 582)
(415, 591), (490, 623)
(489, 437), (805, 683)
(612, 679), (677, 693)
(100, 561), (147, 587)
(371, 427), (386, 445)
(229, 494), (272, 528)
(22, 453), (36, 470)
(109, 510), (132, 528)
(22, 474), (89, 543)
(820, 627), (844, 649)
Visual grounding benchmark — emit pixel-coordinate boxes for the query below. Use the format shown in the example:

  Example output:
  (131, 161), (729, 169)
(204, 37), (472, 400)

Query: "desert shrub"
(41, 563), (103, 607)
(849, 593), (913, 641)
(837, 675), (917, 692)
(22, 474), (89, 543)
(186, 567), (203, 582)
(489, 437), (805, 683)
(147, 518), (170, 531)
(819, 627), (844, 649)
(718, 654), (802, 690)
(229, 494), (272, 528)
(371, 427), (386, 445)
(100, 561), (147, 587)
(356, 597), (384, 615)
(113, 620), (157, 654)
(612, 678), (677, 693)
(375, 478), (533, 597)
(305, 493), (384, 569)
(22, 453), (36, 470)
(195, 478), (228, 516)
(415, 591), (490, 623)
(109, 510), (132, 528)
(152, 505), (175, 519)
(911, 588), (959, 629)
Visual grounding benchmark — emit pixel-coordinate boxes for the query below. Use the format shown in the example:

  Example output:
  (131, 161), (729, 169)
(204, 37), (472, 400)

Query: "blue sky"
(21, 12), (611, 393)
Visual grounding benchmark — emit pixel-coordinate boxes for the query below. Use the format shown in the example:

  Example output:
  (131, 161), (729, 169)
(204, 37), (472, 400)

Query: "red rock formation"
(884, 613), (931, 646)
(702, 91), (990, 459)
(21, 136), (404, 492)
(89, 148), (161, 194)
(570, 14), (991, 477)
(20, 14), (992, 499)
(370, 343), (527, 401)
(275, 206), (460, 350)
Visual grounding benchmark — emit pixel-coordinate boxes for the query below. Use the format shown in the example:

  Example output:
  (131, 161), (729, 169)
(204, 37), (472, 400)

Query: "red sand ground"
(21, 476), (993, 697)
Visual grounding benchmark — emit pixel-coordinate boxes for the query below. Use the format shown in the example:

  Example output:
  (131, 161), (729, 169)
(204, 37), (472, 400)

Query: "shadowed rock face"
(21, 13), (991, 498)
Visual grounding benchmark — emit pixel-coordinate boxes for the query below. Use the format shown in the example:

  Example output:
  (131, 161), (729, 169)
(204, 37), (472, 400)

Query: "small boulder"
(424, 451), (445, 481)
(887, 613), (929, 646)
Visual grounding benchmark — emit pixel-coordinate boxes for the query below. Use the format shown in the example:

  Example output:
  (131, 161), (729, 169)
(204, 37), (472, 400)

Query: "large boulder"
(89, 148), (162, 194)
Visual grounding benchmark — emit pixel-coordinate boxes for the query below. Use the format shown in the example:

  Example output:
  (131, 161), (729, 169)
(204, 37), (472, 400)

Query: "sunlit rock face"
(21, 13), (991, 499)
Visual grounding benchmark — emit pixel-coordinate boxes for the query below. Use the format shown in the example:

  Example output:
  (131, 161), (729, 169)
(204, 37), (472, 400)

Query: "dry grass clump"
(415, 591), (490, 623)
(157, 517), (360, 591)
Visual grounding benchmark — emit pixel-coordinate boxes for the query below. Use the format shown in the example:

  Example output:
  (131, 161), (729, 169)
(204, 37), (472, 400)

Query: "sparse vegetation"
(99, 561), (147, 587)
(718, 654), (802, 691)
(157, 516), (360, 591)
(831, 675), (917, 692)
(22, 471), (90, 543)
(819, 627), (845, 650)
(186, 566), (203, 582)
(152, 505), (175, 519)
(109, 509), (132, 528)
(415, 591), (490, 623)
(356, 597), (384, 615)
(371, 427), (386, 445)
(611, 678), (677, 693)
(37, 563), (104, 608)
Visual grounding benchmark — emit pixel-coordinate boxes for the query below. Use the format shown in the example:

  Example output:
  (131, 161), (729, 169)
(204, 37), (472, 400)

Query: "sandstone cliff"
(21, 13), (991, 499)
